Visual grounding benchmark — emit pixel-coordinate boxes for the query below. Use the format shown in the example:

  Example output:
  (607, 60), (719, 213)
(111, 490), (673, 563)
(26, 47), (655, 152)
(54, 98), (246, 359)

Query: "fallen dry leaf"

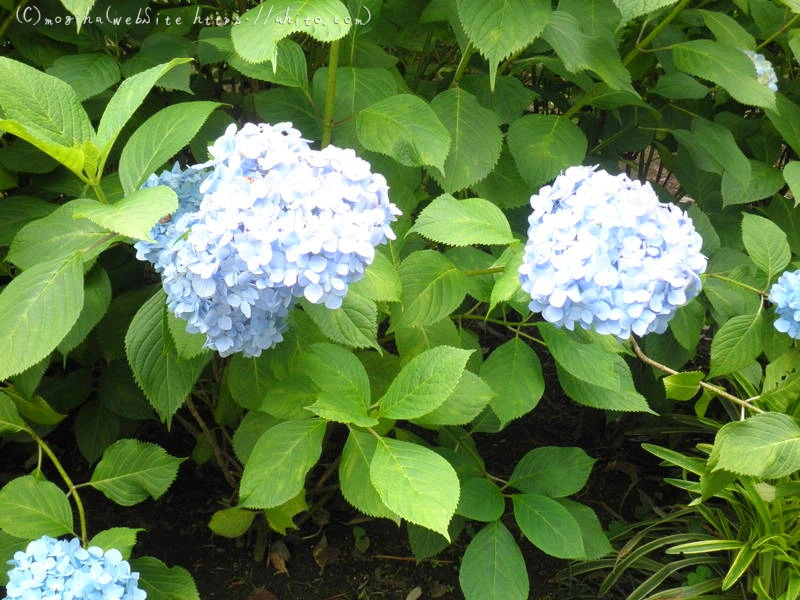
(405, 586), (423, 600)
(268, 540), (291, 576)
(313, 534), (341, 571)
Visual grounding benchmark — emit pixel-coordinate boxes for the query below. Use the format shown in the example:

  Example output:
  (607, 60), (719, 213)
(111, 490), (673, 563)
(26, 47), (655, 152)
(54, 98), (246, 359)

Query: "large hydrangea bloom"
(769, 270), (800, 339)
(5, 536), (145, 599)
(518, 166), (707, 339)
(135, 122), (400, 357)
(742, 49), (778, 92)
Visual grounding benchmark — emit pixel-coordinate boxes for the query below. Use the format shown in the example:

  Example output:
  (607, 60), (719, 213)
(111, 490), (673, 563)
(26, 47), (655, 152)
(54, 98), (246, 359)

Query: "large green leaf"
(540, 325), (620, 389)
(663, 371), (705, 401)
(96, 58), (194, 151)
(0, 391), (28, 435)
(459, 521), (529, 600)
(370, 436), (460, 538)
(232, 0), (351, 64)
(457, 0), (551, 88)
(429, 89), (503, 192)
(0, 57), (95, 175)
(72, 186), (178, 241)
(46, 53), (120, 101)
(0, 475), (74, 538)
(378, 346), (473, 419)
(239, 418), (326, 508)
(7, 202), (116, 270)
(229, 39), (309, 91)
(512, 493), (584, 558)
(558, 499), (612, 560)
(0, 196), (56, 247)
(542, 11), (634, 93)
(698, 9), (755, 50)
(507, 114), (587, 188)
(472, 146), (534, 209)
(509, 446), (594, 497)
(480, 338), (544, 425)
(394, 250), (468, 328)
(356, 94), (451, 170)
(226, 354), (276, 410)
(709, 312), (764, 377)
(90, 439), (185, 506)
(339, 429), (400, 522)
(672, 40), (776, 109)
(766, 95), (800, 158)
(88, 527), (143, 560)
(556, 364), (653, 412)
(300, 343), (376, 426)
(58, 264), (112, 356)
(410, 194), (513, 246)
(118, 102), (221, 194)
(413, 370), (495, 427)
(350, 250), (401, 303)
(0, 254), (84, 380)
(125, 290), (209, 423)
(721, 160), (783, 208)
(132, 557), (200, 600)
(710, 413), (800, 479)
(741, 214), (790, 283)
(302, 290), (379, 350)
(456, 477), (505, 522)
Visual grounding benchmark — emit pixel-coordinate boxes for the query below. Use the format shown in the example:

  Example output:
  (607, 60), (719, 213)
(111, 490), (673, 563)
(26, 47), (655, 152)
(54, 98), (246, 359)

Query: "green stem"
(449, 42), (474, 88)
(462, 266), (505, 277)
(91, 182), (108, 204)
(0, 0), (28, 40)
(321, 39), (341, 149)
(412, 30), (434, 91)
(757, 12), (800, 50)
(29, 429), (89, 544)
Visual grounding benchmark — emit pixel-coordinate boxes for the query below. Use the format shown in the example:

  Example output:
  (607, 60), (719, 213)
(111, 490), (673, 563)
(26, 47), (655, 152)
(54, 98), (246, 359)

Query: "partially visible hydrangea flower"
(768, 270), (800, 339)
(135, 122), (400, 358)
(742, 49), (778, 92)
(518, 166), (707, 339)
(5, 536), (145, 600)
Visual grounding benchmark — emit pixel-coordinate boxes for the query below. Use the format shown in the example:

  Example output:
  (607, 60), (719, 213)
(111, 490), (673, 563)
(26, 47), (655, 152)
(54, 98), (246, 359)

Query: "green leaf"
(7, 202), (115, 270)
(132, 557), (200, 600)
(46, 53), (120, 101)
(557, 364), (653, 412)
(721, 160), (783, 207)
(208, 508), (256, 538)
(0, 254), (84, 380)
(125, 290), (209, 423)
(339, 429), (400, 522)
(378, 346), (473, 419)
(96, 58), (194, 151)
(303, 290), (379, 350)
(698, 9), (756, 50)
(512, 493), (584, 558)
(72, 186), (178, 241)
(0, 196), (56, 247)
(509, 446), (594, 497)
(540, 325), (619, 388)
(672, 40), (776, 109)
(767, 95), (800, 158)
(710, 413), (800, 479)
(58, 264), (112, 356)
(59, 0), (98, 30)
(456, 478), (505, 522)
(428, 88), (502, 192)
(413, 370), (495, 427)
(89, 527), (143, 560)
(542, 11), (634, 93)
(410, 194), (513, 246)
(669, 299), (705, 352)
(356, 94), (451, 170)
(558, 499), (612, 559)
(460, 75), (537, 125)
(0, 57), (95, 175)
(370, 436), (460, 539)
(395, 250), (468, 328)
(229, 39), (309, 90)
(226, 354), (276, 410)
(0, 391), (28, 435)
(90, 439), (185, 506)
(480, 338), (544, 425)
(457, 0), (551, 88)
(264, 491), (308, 534)
(261, 375), (319, 420)
(472, 146), (534, 209)
(232, 412), (279, 464)
(663, 371), (705, 401)
(118, 101), (221, 195)
(239, 418), (326, 508)
(651, 72), (709, 100)
(232, 0), (351, 64)
(0, 475), (74, 538)
(4, 387), (65, 426)
(166, 312), (209, 360)
(614, 0), (677, 24)
(300, 343), (376, 426)
(75, 399), (121, 463)
(350, 249), (401, 303)
(709, 312), (764, 377)
(459, 521), (529, 600)
(783, 161), (800, 208)
(488, 245), (525, 312)
(507, 114), (587, 188)
(0, 532), (28, 586)
(741, 214), (790, 283)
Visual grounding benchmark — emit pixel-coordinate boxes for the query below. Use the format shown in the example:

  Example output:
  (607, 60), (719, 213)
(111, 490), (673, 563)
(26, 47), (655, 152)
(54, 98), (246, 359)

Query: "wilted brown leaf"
(313, 534), (341, 571)
(268, 540), (291, 576)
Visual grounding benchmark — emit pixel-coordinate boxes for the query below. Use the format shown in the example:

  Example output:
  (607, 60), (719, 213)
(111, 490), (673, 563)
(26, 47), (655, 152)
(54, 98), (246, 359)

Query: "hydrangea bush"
(1, 1), (800, 599)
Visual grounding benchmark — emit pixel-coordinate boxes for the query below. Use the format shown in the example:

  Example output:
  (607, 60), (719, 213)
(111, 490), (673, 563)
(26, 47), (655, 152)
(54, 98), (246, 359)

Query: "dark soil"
(2, 382), (677, 600)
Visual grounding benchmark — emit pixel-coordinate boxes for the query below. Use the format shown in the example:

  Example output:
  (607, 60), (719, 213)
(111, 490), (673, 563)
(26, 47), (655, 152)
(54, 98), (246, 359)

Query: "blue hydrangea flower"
(135, 122), (400, 358)
(769, 270), (800, 339)
(742, 49), (778, 92)
(518, 166), (707, 339)
(5, 536), (145, 600)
